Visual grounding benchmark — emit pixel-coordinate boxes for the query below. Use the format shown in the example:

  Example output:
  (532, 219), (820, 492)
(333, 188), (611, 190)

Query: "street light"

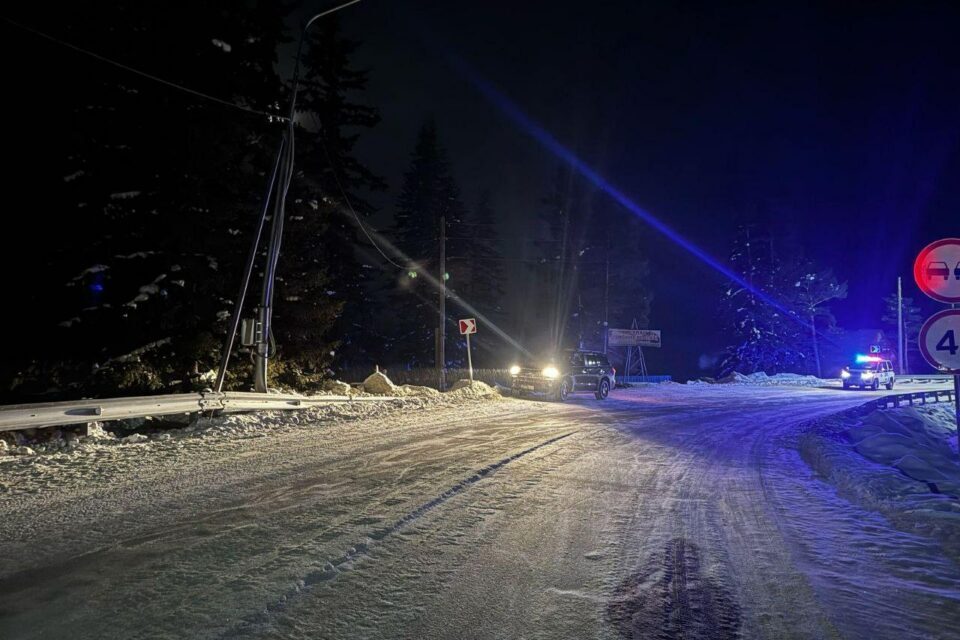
(215, 0), (365, 394)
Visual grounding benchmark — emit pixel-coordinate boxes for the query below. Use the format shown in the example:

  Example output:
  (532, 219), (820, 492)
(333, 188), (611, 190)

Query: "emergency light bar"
(855, 354), (882, 364)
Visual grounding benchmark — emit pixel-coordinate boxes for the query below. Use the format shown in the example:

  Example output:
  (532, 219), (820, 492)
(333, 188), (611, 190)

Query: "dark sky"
(308, 1), (959, 377)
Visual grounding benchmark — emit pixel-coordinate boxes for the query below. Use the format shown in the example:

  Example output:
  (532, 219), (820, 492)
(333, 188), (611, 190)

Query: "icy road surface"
(1, 383), (959, 639)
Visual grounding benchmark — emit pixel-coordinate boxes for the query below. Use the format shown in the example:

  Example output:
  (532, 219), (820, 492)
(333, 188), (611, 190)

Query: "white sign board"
(919, 309), (960, 374)
(459, 318), (477, 335)
(608, 328), (661, 348)
(914, 238), (960, 303)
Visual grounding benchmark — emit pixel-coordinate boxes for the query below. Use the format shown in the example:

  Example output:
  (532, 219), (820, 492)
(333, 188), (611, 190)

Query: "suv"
(841, 358), (895, 390)
(510, 349), (615, 401)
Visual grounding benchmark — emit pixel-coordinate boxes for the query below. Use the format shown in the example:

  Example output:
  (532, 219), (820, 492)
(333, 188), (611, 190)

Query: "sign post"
(914, 238), (960, 444)
(459, 318), (477, 382)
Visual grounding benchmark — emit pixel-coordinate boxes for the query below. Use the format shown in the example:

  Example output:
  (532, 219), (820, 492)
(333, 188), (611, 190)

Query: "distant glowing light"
(509, 365), (521, 376)
(89, 283), (104, 293)
(407, 270), (418, 279)
(841, 370), (851, 379)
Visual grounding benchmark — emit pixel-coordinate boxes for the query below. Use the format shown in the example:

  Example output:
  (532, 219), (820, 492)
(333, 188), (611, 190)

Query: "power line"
(311, 114), (407, 270)
(0, 15), (286, 122)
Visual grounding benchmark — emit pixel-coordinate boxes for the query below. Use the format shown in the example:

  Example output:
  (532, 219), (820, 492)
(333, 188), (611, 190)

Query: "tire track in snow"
(222, 431), (575, 638)
(606, 537), (742, 640)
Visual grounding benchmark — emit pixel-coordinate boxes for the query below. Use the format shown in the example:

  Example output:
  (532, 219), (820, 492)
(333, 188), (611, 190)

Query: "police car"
(841, 355), (895, 390)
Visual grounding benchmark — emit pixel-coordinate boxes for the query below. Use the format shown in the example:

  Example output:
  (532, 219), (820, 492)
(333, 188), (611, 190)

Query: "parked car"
(927, 261), (950, 280)
(510, 349), (615, 401)
(841, 358), (895, 390)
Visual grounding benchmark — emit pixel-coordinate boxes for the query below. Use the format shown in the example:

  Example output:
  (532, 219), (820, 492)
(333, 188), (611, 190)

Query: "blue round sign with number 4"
(919, 309), (960, 374)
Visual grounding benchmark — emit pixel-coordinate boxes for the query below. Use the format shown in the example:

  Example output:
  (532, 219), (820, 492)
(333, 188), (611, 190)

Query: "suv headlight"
(509, 365), (521, 376)
(841, 370), (850, 379)
(542, 366), (559, 379)
(861, 372), (873, 379)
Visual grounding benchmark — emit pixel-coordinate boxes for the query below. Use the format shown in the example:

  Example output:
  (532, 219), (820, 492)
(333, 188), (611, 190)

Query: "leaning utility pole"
(897, 277), (904, 374)
(213, 0), (364, 394)
(438, 215), (447, 391)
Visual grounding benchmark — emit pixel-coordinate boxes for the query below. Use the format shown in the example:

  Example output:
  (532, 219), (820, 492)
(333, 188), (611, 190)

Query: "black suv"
(510, 349), (615, 401)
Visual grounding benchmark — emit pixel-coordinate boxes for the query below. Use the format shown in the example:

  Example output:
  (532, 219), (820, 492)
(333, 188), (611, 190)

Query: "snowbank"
(800, 404), (960, 558)
(447, 379), (500, 399)
(397, 384), (442, 398)
(321, 379), (353, 395)
(850, 407), (959, 495)
(0, 375), (502, 466)
(688, 371), (828, 386)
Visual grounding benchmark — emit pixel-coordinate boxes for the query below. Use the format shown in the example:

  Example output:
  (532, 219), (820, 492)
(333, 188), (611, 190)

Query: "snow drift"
(800, 404), (960, 558)
(689, 371), (828, 386)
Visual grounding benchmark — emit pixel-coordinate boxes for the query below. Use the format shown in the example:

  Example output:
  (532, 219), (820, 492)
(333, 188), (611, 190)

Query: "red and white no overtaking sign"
(919, 309), (960, 374)
(459, 318), (477, 335)
(914, 238), (960, 303)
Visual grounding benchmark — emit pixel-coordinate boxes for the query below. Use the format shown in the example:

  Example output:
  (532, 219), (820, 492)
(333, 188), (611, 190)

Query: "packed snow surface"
(1, 381), (957, 639)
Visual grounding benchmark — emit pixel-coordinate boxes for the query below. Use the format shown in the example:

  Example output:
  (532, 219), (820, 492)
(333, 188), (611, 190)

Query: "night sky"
(3, 1), (957, 384)
(325, 1), (959, 378)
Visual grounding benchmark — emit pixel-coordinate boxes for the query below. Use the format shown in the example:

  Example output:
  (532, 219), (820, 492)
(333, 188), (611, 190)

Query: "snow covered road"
(1, 383), (958, 639)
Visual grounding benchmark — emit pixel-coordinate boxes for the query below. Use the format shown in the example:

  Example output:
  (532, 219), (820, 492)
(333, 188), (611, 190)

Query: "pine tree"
(277, 17), (385, 372)
(391, 120), (466, 368)
(446, 189), (506, 363)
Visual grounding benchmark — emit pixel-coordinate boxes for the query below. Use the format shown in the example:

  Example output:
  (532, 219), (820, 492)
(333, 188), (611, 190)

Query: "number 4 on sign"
(937, 329), (958, 356)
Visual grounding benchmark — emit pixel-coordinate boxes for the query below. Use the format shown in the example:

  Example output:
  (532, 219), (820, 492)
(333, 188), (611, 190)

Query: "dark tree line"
(388, 121), (508, 370)
(1, 5), (655, 398)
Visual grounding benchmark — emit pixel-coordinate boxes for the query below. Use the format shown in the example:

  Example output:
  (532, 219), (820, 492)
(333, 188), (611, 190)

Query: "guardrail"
(0, 391), (401, 432)
(871, 389), (956, 410)
(896, 374), (954, 383)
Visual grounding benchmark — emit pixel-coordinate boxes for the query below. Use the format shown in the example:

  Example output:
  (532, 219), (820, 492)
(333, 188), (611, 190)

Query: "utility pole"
(603, 242), (610, 354)
(897, 277), (904, 374)
(577, 293), (584, 349)
(438, 215), (446, 391)
(214, 0), (363, 394)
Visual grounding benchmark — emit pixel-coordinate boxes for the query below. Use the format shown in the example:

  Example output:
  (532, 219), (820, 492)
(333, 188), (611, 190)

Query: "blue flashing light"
(855, 354), (881, 364)
(89, 283), (104, 293)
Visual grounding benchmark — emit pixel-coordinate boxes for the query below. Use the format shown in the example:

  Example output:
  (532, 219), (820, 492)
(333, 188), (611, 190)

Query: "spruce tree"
(277, 17), (385, 372)
(391, 120), (465, 368)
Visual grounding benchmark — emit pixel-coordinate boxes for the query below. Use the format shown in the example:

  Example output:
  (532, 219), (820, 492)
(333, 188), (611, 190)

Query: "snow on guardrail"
(0, 391), (402, 432)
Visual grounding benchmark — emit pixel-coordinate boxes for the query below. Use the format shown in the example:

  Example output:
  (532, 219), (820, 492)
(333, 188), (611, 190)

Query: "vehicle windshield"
(849, 362), (881, 371)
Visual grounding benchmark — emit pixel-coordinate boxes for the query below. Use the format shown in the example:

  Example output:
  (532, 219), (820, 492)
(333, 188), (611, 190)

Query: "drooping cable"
(0, 15), (285, 122)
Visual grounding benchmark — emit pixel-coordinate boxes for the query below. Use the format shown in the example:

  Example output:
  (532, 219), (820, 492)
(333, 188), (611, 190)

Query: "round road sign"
(918, 309), (960, 374)
(913, 238), (960, 303)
